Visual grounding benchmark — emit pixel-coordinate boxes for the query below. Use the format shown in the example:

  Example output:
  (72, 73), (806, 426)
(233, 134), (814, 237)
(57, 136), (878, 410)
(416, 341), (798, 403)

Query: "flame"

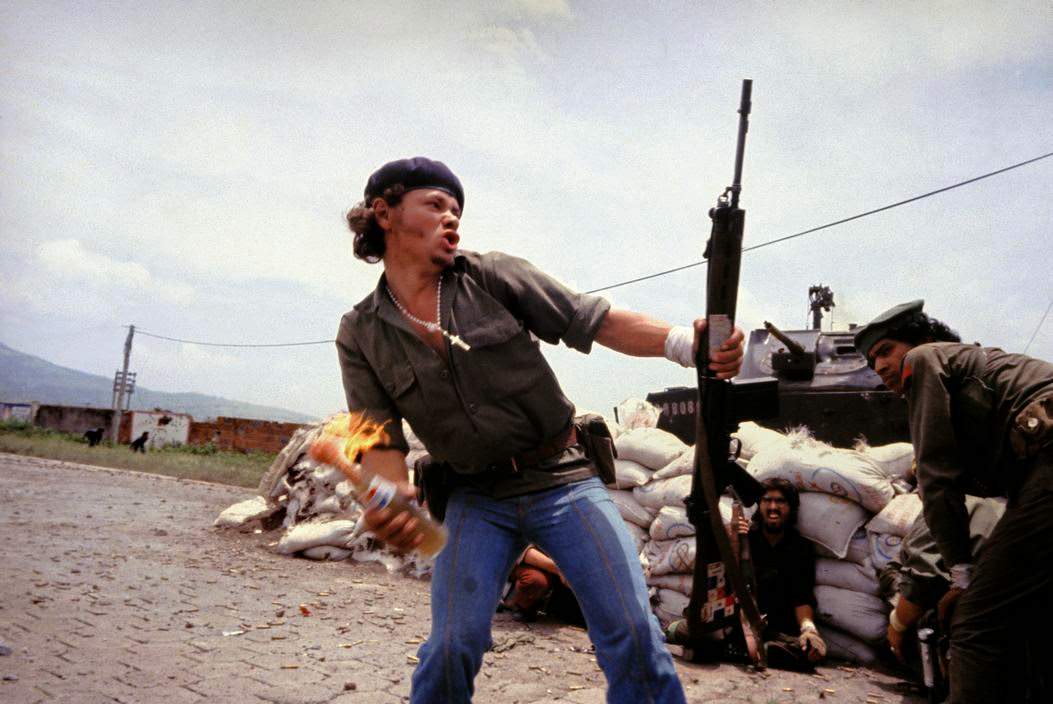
(319, 412), (390, 465)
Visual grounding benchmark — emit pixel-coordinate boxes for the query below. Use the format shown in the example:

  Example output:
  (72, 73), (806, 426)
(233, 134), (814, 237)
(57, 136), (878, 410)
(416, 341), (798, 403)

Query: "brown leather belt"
(487, 424), (579, 474)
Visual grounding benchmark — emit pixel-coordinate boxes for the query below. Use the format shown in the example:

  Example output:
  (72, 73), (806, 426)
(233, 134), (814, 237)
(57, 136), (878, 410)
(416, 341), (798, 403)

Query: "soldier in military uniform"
(855, 300), (1053, 703)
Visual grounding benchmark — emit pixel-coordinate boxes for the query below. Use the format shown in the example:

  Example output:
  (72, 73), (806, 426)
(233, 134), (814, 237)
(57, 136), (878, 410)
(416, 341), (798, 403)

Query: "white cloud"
(37, 239), (195, 305)
(510, 0), (573, 21)
(469, 25), (548, 64)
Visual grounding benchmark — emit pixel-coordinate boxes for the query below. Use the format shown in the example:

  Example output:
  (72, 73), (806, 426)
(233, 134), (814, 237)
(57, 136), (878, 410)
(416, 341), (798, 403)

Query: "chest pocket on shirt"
(458, 309), (547, 399)
(377, 357), (430, 423)
(460, 311), (522, 348)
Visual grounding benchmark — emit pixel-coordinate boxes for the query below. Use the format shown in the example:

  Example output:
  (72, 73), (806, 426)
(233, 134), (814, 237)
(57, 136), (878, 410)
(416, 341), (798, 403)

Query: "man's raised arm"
(594, 308), (745, 379)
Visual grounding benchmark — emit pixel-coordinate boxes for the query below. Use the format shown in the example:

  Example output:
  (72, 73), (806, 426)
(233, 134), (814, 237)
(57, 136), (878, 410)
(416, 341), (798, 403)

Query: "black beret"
(854, 299), (924, 358)
(364, 157), (464, 211)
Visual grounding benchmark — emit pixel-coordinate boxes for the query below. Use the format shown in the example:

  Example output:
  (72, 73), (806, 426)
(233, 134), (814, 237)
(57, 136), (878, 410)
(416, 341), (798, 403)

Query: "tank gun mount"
(808, 285), (835, 330)
(764, 321), (816, 379)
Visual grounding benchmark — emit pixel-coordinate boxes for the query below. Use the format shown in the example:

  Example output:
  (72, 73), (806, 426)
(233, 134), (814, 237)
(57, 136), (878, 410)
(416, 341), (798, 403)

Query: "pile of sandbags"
(603, 408), (916, 665)
(214, 418), (435, 578)
(215, 400), (919, 666)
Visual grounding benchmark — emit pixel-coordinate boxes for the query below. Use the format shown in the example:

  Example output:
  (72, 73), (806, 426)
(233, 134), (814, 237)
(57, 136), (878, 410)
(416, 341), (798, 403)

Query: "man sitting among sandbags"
(734, 478), (827, 670)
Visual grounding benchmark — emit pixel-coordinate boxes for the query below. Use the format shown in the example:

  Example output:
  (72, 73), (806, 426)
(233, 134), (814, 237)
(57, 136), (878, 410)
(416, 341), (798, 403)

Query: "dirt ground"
(0, 453), (926, 703)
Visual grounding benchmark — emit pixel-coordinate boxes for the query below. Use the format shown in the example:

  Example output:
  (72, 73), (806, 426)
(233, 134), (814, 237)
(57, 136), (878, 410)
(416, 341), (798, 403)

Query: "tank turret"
(647, 287), (909, 447)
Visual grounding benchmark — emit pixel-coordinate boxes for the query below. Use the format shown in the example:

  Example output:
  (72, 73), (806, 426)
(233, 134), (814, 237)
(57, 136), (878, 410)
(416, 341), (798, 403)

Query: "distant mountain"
(0, 341), (316, 423)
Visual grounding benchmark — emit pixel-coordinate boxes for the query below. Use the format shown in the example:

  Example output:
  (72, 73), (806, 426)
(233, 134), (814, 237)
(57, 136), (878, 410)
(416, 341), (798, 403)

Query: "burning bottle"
(308, 413), (447, 558)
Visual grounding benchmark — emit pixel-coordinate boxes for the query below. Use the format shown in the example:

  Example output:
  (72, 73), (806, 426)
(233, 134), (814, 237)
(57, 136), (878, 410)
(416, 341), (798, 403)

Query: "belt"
(485, 424), (579, 474)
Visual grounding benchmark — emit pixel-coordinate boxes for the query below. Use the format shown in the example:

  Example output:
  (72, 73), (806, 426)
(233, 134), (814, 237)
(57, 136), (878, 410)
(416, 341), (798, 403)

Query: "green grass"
(0, 420), (274, 488)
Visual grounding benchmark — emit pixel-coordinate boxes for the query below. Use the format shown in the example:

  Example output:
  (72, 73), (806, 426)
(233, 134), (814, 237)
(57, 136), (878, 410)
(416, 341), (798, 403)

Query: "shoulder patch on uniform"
(900, 361), (914, 391)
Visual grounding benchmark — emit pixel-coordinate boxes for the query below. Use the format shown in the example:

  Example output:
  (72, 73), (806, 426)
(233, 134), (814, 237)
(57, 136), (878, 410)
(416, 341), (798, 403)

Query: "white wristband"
(799, 618), (817, 634)
(663, 326), (695, 368)
(950, 563), (973, 590)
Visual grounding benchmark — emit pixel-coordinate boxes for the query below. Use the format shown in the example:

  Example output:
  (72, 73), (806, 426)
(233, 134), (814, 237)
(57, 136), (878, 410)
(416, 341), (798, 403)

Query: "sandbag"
(869, 532), (903, 571)
(651, 450), (693, 481)
(642, 537), (696, 577)
(859, 441), (914, 481)
(276, 519), (359, 554)
(748, 442), (894, 513)
(650, 506), (696, 541)
(634, 475), (692, 510)
(615, 427), (688, 470)
(814, 585), (888, 643)
(732, 421), (790, 461)
(213, 496), (280, 528)
(866, 493), (923, 537)
(818, 624), (879, 665)
(647, 500), (736, 540)
(607, 458), (654, 489)
(815, 558), (880, 595)
(614, 398), (661, 430)
(623, 521), (649, 553)
(653, 588), (690, 628)
(258, 424), (323, 500)
(797, 493), (869, 560)
(814, 527), (869, 565)
(609, 489), (657, 528)
(301, 545), (352, 561)
(646, 573), (694, 595)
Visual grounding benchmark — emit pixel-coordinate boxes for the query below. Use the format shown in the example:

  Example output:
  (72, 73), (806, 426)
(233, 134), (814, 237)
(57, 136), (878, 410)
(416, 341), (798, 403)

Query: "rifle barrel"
(730, 79), (752, 209)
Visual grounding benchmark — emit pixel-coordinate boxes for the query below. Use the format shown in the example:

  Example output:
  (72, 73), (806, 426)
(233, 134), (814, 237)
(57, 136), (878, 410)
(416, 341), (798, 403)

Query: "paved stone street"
(0, 453), (925, 703)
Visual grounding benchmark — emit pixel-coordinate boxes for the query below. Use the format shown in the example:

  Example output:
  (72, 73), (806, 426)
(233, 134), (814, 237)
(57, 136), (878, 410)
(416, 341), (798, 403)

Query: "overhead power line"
(134, 150), (1052, 348)
(136, 329), (333, 348)
(584, 150), (1053, 294)
(1023, 299), (1053, 354)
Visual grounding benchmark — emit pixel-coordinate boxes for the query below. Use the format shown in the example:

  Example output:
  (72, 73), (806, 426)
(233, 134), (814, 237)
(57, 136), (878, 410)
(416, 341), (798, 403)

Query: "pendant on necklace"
(444, 331), (472, 352)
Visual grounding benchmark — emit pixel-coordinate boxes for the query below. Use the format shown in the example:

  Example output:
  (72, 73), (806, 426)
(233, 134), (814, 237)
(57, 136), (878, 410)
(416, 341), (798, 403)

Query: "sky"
(2, 0), (1051, 421)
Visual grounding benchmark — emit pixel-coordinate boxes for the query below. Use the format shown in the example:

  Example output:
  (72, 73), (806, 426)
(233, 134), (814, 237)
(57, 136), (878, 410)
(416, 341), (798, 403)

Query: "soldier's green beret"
(853, 299), (924, 358)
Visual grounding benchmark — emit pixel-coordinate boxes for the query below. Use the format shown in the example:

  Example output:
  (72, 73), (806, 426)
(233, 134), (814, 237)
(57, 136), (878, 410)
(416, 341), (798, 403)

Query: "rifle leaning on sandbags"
(668, 79), (779, 666)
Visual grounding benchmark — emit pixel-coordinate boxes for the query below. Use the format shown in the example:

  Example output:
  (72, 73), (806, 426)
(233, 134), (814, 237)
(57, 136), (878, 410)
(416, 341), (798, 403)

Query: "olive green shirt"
(905, 342), (1053, 567)
(336, 250), (611, 481)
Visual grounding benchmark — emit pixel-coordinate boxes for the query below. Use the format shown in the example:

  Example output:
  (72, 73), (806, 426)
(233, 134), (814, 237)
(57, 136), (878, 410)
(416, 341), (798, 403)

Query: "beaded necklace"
(386, 278), (471, 352)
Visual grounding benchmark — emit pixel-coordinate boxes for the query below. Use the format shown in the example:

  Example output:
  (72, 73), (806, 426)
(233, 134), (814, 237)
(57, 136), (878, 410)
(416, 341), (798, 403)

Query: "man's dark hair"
(883, 312), (961, 347)
(754, 478), (800, 527)
(345, 183), (406, 263)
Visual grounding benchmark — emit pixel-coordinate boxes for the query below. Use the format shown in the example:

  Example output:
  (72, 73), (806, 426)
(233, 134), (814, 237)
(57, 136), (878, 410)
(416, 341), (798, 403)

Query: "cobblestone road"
(0, 453), (925, 703)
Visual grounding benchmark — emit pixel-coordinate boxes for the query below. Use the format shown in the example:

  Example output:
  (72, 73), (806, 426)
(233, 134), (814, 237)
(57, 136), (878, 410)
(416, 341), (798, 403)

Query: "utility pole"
(109, 325), (136, 443)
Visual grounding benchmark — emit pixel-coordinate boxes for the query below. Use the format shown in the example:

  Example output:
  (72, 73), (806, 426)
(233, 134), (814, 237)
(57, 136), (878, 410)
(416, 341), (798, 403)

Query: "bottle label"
(362, 475), (396, 511)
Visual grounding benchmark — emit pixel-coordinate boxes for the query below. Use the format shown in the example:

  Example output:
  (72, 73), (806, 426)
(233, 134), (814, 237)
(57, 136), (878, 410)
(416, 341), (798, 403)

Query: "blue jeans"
(410, 477), (685, 704)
